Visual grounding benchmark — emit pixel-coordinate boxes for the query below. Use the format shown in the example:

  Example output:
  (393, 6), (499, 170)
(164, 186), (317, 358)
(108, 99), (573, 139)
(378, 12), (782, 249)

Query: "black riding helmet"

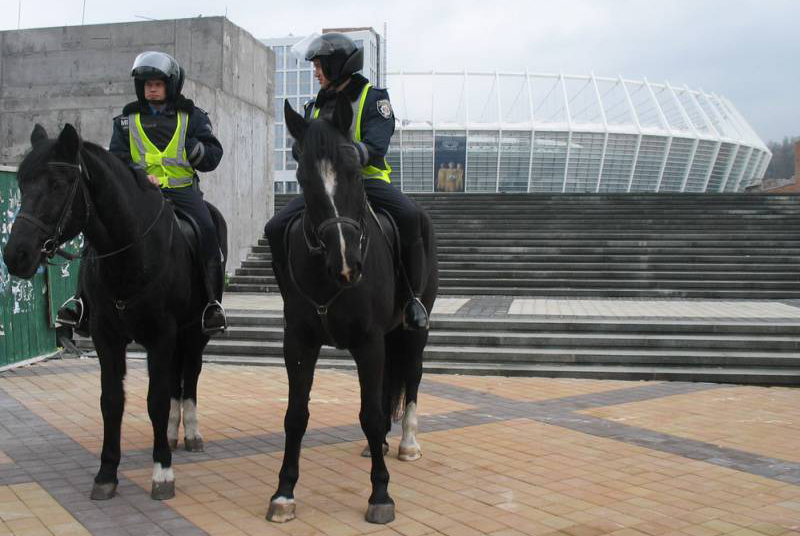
(305, 33), (363, 86)
(131, 51), (185, 103)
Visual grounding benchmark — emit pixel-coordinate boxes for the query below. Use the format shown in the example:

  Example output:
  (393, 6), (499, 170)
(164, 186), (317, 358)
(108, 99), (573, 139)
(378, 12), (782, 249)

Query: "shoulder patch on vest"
(376, 99), (392, 119)
(120, 117), (129, 128)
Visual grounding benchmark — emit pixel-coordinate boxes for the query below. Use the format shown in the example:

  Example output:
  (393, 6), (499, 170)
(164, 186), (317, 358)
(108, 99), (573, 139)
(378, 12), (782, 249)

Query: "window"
(684, 140), (716, 192)
(531, 132), (569, 192)
(274, 46), (285, 70)
(286, 70), (297, 96)
(466, 131), (499, 192)
(401, 131), (433, 192)
(498, 132), (532, 192)
(706, 143), (734, 192)
(275, 72), (284, 96)
(299, 69), (311, 95)
(723, 146), (749, 192)
(598, 133), (637, 192)
(565, 132), (604, 193)
(273, 150), (284, 171)
(660, 137), (694, 192)
(630, 135), (667, 192)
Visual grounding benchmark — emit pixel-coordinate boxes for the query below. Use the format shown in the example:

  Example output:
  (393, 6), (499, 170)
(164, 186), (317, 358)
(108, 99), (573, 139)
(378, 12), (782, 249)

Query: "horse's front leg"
(352, 333), (395, 524)
(267, 328), (321, 523)
(91, 331), (128, 500)
(144, 323), (178, 500)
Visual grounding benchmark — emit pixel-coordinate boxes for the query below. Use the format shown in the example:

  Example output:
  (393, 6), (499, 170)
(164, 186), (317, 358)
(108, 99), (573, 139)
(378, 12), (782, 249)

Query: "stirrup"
(56, 296), (84, 328)
(201, 300), (227, 334)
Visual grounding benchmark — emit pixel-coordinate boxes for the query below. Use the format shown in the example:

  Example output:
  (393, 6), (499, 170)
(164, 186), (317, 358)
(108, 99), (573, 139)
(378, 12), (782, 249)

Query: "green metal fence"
(0, 167), (82, 369)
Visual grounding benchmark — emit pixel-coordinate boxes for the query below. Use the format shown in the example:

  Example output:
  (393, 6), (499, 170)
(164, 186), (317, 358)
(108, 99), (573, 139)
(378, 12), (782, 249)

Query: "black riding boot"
(402, 238), (430, 330)
(56, 295), (90, 337)
(201, 257), (227, 335)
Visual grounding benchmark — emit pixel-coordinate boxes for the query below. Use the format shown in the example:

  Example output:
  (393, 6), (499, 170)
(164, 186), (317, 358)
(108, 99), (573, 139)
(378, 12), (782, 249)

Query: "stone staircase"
(228, 193), (800, 299)
(73, 309), (800, 385)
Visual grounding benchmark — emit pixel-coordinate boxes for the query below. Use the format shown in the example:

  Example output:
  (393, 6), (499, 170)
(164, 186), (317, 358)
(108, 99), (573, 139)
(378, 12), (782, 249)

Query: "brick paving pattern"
(1, 357), (799, 535)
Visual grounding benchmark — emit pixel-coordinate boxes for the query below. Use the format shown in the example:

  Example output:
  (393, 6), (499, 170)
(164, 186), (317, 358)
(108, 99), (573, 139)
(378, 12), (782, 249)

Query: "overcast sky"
(0, 0), (796, 142)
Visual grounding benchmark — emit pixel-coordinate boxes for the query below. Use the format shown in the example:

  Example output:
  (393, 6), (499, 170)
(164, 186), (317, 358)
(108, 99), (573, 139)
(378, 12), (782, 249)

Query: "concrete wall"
(0, 17), (274, 273)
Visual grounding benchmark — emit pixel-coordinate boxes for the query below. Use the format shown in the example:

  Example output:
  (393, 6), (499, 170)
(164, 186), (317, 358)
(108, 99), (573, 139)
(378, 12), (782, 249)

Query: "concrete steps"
(74, 310), (800, 385)
(227, 193), (800, 299)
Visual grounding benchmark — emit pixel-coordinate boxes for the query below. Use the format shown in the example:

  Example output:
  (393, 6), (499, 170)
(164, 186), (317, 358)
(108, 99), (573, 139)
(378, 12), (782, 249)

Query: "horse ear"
(284, 100), (307, 143)
(57, 123), (82, 157)
(30, 124), (48, 146)
(332, 94), (353, 137)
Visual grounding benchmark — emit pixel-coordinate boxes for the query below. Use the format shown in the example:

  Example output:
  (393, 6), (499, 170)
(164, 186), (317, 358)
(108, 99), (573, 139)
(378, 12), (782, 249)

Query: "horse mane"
(303, 119), (359, 176)
(82, 142), (154, 192)
(18, 137), (154, 193)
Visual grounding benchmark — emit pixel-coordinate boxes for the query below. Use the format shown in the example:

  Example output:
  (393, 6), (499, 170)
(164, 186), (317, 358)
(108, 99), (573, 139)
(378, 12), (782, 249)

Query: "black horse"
(2, 124), (227, 501)
(266, 98), (438, 525)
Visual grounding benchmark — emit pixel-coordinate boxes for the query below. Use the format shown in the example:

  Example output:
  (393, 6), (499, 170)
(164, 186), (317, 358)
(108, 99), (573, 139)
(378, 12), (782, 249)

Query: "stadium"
(382, 72), (771, 193)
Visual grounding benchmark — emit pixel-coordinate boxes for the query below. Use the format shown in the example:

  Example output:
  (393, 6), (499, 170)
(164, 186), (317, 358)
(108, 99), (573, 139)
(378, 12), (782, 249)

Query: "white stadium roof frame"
(383, 71), (771, 193)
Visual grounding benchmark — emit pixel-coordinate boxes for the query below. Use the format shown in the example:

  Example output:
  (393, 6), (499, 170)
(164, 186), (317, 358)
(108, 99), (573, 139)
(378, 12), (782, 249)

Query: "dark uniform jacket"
(303, 73), (394, 171)
(109, 95), (223, 176)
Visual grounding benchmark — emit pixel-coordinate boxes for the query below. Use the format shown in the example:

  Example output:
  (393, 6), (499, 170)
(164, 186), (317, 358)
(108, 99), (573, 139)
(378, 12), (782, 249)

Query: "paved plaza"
(1, 296), (799, 535)
(221, 294), (800, 322)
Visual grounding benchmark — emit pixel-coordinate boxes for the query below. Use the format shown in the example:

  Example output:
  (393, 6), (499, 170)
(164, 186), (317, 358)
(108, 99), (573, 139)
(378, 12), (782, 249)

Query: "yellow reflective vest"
(312, 83), (392, 183)
(128, 112), (195, 189)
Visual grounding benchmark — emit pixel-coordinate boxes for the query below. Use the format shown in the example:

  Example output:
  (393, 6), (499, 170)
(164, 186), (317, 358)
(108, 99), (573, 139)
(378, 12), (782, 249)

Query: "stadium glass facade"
(385, 72), (771, 193)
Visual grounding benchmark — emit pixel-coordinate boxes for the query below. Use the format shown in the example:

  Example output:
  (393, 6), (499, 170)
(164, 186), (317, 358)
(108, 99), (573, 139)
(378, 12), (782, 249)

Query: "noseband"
(302, 212), (367, 257)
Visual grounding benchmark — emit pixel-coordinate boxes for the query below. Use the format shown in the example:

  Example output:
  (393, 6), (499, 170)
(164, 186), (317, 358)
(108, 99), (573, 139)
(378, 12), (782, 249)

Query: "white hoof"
(267, 497), (296, 523)
(398, 444), (422, 461)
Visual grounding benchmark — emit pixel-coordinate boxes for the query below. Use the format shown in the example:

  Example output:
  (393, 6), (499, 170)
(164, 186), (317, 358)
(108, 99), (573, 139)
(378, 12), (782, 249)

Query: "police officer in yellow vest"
(265, 33), (430, 330)
(112, 51), (227, 333)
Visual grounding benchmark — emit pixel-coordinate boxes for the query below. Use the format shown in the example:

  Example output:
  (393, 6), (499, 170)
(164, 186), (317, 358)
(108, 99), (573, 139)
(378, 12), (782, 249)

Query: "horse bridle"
(15, 156), (92, 261)
(15, 153), (168, 265)
(287, 197), (378, 349)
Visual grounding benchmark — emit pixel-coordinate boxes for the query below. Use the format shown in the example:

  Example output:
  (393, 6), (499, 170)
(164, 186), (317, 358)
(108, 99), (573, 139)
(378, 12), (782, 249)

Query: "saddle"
(172, 205), (202, 262)
(171, 201), (224, 264)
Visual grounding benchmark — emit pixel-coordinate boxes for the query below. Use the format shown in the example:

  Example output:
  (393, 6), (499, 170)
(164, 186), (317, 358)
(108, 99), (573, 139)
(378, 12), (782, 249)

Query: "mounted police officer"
(57, 51), (227, 334)
(265, 32), (430, 330)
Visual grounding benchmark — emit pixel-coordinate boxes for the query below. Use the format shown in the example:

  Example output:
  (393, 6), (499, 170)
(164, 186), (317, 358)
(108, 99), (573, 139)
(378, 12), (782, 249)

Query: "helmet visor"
(131, 51), (177, 78)
(293, 33), (339, 62)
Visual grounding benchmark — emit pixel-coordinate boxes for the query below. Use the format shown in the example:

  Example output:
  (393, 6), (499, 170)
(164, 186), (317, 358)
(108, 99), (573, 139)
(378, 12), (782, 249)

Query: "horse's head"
(2, 124), (89, 279)
(285, 96), (367, 288)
